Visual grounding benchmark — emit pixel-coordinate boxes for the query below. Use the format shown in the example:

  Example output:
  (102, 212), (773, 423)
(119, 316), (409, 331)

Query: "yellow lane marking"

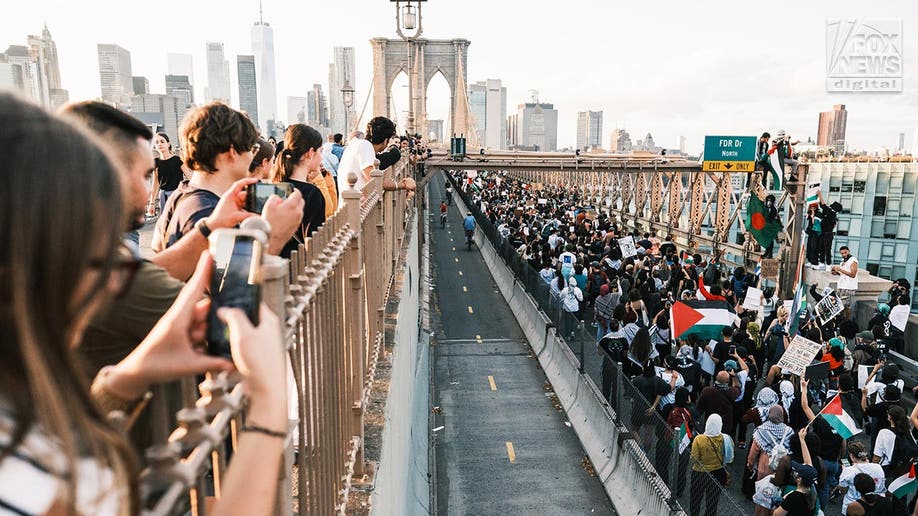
(452, 247), (456, 251)
(462, 286), (468, 292)
(488, 376), (497, 391)
(458, 271), (463, 276)
(468, 306), (474, 314)
(476, 334), (482, 344)
(455, 258), (459, 263)
(506, 442), (516, 463)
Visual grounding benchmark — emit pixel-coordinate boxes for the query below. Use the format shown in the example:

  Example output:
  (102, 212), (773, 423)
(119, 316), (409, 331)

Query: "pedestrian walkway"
(429, 180), (615, 515)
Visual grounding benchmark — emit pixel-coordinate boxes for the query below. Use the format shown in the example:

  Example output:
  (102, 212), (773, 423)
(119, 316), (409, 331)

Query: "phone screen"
(206, 231), (263, 358)
(246, 182), (294, 214)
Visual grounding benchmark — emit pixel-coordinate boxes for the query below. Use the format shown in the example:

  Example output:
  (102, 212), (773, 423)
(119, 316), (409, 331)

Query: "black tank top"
(155, 155), (184, 191)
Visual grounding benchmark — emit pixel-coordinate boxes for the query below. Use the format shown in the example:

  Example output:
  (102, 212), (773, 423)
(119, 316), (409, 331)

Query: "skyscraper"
(132, 93), (179, 140)
(328, 47), (356, 135)
(817, 104), (848, 154)
(287, 96), (307, 125)
(25, 25), (64, 107)
(468, 79), (507, 149)
(576, 110), (603, 151)
(2, 46), (35, 102)
(167, 53), (194, 101)
(609, 129), (633, 153)
(237, 55), (259, 128)
(306, 83), (329, 128)
(507, 91), (558, 151)
(132, 76), (149, 95)
(165, 74), (194, 125)
(97, 43), (134, 107)
(205, 42), (231, 103)
(251, 3), (278, 131)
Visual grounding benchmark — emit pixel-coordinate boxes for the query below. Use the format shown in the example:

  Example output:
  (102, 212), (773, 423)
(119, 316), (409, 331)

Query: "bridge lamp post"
(341, 80), (355, 134)
(391, 0), (425, 136)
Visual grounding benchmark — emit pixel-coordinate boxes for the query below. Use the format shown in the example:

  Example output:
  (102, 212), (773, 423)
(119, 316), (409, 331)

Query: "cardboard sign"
(857, 364), (871, 389)
(815, 294), (844, 325)
(619, 236), (638, 258)
(743, 287), (763, 310)
(538, 198), (548, 205)
(775, 335), (822, 376)
(761, 259), (779, 279)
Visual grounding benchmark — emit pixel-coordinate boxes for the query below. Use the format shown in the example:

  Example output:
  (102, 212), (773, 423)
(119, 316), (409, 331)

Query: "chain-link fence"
(450, 173), (749, 516)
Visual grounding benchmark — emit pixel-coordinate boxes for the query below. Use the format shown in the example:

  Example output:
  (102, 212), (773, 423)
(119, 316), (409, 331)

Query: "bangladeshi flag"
(746, 194), (782, 249)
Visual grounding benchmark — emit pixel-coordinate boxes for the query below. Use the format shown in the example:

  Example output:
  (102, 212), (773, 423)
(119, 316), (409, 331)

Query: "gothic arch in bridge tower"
(371, 37), (472, 145)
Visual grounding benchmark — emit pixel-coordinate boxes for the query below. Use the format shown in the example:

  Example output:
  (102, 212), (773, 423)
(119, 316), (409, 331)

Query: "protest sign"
(538, 198), (548, 205)
(775, 335), (822, 376)
(857, 364), (871, 389)
(815, 294), (844, 325)
(743, 287), (763, 310)
(618, 236), (638, 258)
(761, 259), (779, 279)
(890, 305), (909, 333)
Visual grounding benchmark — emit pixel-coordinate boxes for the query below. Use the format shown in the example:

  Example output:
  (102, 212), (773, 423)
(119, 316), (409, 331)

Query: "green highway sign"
(702, 135), (757, 172)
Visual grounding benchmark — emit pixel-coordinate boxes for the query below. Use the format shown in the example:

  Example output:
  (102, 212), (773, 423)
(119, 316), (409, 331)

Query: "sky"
(3, 0), (917, 154)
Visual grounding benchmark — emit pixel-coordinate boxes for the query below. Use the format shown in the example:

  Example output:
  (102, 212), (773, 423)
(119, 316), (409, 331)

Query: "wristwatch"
(195, 218), (212, 238)
(90, 366), (151, 427)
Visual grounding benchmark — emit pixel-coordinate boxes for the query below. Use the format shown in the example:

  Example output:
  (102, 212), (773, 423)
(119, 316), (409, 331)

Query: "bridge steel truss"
(427, 155), (808, 293)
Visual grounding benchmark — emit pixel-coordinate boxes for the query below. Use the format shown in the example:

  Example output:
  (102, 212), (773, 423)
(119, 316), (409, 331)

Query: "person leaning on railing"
(0, 93), (288, 516)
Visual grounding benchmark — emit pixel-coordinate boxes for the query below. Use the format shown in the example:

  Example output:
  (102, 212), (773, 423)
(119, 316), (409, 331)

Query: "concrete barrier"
(371, 211), (429, 516)
(455, 191), (683, 516)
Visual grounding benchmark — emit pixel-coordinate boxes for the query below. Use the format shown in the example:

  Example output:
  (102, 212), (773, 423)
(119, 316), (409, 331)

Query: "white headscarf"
(704, 414), (723, 437)
(779, 380), (794, 414)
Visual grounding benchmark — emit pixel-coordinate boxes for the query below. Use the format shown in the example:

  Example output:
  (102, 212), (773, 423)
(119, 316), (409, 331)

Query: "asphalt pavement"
(429, 178), (615, 516)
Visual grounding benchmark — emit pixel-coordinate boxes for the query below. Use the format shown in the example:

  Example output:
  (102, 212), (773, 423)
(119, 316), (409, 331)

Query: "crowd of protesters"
(0, 92), (419, 515)
(451, 169), (916, 516)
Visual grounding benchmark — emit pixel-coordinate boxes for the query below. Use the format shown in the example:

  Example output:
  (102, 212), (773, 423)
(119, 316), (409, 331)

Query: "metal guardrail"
(138, 158), (414, 516)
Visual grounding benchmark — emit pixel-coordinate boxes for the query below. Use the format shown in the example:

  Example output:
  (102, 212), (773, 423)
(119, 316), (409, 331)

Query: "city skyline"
(0, 1), (915, 152)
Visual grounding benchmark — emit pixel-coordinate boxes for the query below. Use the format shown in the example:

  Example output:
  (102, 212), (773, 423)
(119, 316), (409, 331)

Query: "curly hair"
(180, 102), (258, 173)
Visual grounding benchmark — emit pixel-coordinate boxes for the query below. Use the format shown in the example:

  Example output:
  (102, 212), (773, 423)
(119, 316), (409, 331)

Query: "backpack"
(884, 430), (918, 478)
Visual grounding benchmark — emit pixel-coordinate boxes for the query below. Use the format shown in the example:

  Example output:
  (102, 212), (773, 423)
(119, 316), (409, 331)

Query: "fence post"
(341, 171), (369, 480)
(261, 254), (294, 516)
(615, 362), (624, 415)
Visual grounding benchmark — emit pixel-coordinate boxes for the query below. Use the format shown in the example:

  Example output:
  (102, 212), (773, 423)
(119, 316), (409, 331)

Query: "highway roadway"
(428, 179), (615, 515)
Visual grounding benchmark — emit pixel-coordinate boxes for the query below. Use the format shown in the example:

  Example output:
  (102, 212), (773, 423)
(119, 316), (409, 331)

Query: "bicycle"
(440, 211), (447, 229)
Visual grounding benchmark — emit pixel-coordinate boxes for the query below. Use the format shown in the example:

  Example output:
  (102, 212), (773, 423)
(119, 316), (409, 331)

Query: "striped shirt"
(0, 406), (121, 515)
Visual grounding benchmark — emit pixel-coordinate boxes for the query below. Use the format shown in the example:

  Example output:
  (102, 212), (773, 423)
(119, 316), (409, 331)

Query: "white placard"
(815, 294), (845, 325)
(538, 198), (548, 205)
(699, 350), (716, 375)
(857, 364), (871, 389)
(890, 305), (909, 333)
(783, 300), (794, 313)
(743, 287), (764, 310)
(618, 236), (637, 258)
(775, 335), (823, 376)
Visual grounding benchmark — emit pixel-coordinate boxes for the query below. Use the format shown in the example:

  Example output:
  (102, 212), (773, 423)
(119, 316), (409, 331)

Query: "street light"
(341, 80), (355, 134)
(391, 0), (426, 136)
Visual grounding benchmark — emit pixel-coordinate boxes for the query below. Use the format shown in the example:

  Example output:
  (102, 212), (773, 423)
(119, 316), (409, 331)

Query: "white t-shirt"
(336, 138), (376, 194)
(0, 410), (121, 515)
(837, 256), (859, 290)
(873, 428), (898, 465)
(838, 462), (885, 514)
(866, 378), (905, 402)
(656, 369), (685, 407)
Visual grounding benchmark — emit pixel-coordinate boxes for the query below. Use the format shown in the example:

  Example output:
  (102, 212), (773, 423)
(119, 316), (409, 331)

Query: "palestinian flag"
(676, 421), (693, 454)
(889, 464), (917, 499)
(787, 282), (807, 338)
(745, 194), (782, 249)
(758, 145), (782, 189)
(806, 183), (821, 206)
(670, 299), (736, 341)
(819, 394), (861, 439)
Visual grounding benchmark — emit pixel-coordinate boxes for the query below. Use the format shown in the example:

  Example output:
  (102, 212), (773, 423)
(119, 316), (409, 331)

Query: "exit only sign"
(702, 135), (757, 172)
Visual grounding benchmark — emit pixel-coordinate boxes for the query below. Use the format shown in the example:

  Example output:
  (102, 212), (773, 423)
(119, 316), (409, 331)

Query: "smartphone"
(206, 229), (266, 358)
(244, 182), (294, 214)
(729, 345), (736, 354)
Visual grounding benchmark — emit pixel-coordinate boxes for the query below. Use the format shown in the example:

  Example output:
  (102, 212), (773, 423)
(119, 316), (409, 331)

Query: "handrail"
(138, 157), (414, 515)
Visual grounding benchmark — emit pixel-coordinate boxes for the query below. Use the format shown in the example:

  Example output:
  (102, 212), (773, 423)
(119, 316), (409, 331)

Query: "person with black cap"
(773, 428), (819, 516)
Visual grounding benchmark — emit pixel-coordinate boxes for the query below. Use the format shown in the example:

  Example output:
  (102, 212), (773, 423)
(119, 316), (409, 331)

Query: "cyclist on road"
(463, 213), (476, 234)
(439, 201), (448, 227)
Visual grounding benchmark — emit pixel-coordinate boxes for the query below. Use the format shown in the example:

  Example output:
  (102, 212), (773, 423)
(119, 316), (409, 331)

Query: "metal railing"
(138, 158), (415, 516)
(449, 172), (749, 516)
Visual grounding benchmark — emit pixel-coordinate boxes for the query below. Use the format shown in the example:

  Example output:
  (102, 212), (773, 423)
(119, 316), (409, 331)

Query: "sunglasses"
(89, 245), (143, 298)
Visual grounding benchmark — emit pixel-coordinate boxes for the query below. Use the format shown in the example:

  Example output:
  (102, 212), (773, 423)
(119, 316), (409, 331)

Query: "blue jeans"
(817, 458), (840, 508)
